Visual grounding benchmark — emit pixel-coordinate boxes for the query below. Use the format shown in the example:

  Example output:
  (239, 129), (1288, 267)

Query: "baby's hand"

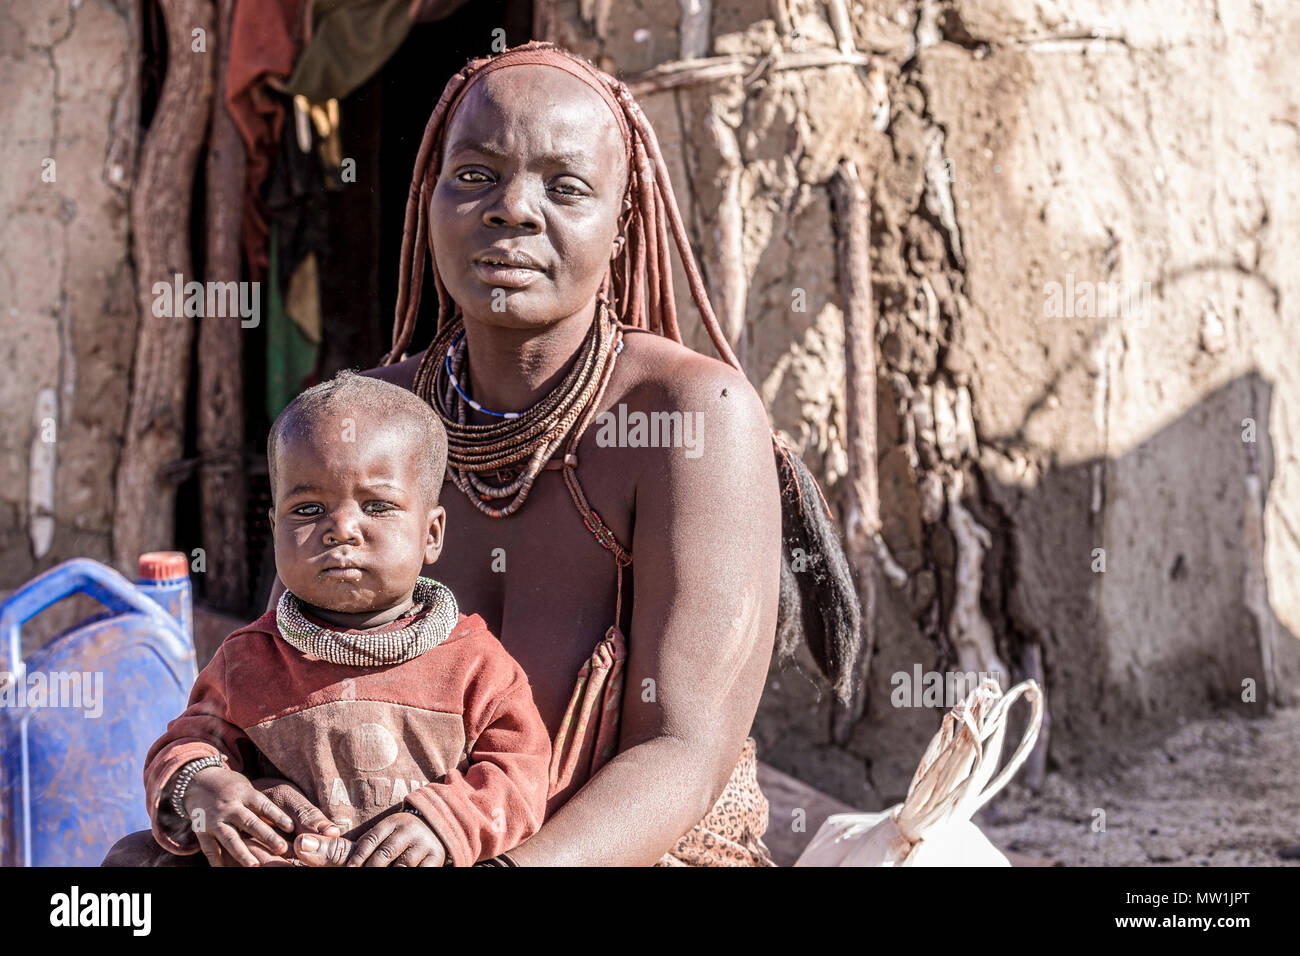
(182, 766), (296, 867)
(296, 811), (446, 867)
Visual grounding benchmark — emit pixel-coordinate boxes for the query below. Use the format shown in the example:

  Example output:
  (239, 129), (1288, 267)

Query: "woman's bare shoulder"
(615, 328), (768, 432)
(360, 351), (425, 391)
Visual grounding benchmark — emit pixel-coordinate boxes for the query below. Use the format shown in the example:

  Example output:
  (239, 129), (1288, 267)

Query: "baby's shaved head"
(268, 370), (447, 509)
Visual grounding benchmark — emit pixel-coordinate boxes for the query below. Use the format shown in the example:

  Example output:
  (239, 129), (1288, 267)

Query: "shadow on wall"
(981, 370), (1298, 769)
(754, 369), (1299, 809)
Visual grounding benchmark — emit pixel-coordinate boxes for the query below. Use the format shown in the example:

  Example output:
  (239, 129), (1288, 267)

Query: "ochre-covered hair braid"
(382, 41), (863, 704)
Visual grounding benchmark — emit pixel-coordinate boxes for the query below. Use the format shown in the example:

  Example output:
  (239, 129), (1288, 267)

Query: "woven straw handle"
(962, 679), (1044, 817)
(896, 679), (1045, 840)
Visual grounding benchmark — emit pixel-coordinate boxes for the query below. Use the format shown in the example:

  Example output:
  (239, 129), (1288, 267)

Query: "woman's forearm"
(505, 735), (725, 866)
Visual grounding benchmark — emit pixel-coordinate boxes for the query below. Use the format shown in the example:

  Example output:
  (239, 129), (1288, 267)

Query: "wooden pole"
(198, 0), (248, 613)
(113, 0), (214, 572)
(829, 158), (879, 745)
(702, 101), (748, 369)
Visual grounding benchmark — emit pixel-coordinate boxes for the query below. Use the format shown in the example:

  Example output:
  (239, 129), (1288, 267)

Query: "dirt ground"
(976, 706), (1300, 867)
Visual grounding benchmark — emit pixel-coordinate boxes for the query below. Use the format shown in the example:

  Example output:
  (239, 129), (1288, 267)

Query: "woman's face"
(429, 65), (628, 330)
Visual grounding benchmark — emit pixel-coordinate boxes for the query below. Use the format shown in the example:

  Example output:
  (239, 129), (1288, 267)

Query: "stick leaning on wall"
(114, 0), (215, 572)
(830, 159), (880, 745)
(197, 0), (248, 614)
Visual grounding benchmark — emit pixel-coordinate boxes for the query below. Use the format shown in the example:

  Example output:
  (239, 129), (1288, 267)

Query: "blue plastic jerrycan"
(0, 553), (197, 866)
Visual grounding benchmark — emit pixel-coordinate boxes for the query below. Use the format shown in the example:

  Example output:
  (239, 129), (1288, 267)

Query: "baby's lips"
(318, 564), (366, 580)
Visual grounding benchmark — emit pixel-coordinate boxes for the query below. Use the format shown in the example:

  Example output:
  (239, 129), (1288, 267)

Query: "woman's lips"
(472, 259), (543, 288)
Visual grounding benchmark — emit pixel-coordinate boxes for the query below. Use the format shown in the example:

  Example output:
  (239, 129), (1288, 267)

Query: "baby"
(142, 370), (550, 866)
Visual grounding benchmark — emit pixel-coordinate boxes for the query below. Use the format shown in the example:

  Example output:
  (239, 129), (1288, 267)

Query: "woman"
(106, 40), (859, 867)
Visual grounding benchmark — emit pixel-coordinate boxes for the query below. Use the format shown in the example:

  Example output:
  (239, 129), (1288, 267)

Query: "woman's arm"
(507, 361), (781, 865)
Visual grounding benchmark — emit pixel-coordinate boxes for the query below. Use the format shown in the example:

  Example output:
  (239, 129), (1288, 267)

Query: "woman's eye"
(457, 168), (583, 196)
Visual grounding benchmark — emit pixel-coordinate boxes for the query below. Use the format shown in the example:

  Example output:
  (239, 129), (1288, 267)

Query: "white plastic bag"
(794, 678), (1044, 866)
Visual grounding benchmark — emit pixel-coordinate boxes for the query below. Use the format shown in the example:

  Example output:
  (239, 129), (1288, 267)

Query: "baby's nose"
(323, 508), (363, 544)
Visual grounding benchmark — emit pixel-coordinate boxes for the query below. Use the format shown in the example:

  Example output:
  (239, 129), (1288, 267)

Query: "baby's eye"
(292, 503), (323, 517)
(364, 501), (397, 514)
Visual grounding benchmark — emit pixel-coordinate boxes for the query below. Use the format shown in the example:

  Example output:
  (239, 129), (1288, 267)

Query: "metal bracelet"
(403, 804), (431, 824)
(169, 754), (226, 820)
(402, 804), (443, 837)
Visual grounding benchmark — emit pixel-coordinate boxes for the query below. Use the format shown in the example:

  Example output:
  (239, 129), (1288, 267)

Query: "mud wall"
(551, 0), (1300, 807)
(1, 0), (137, 588)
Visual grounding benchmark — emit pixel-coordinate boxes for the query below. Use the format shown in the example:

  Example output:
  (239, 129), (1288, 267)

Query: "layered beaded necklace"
(409, 295), (631, 567)
(276, 577), (460, 667)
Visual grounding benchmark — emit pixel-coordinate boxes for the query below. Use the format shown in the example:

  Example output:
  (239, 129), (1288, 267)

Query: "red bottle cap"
(138, 551), (190, 581)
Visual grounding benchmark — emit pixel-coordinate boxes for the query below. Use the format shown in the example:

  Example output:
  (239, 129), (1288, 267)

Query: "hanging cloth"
(285, 0), (420, 104)
(265, 222), (321, 422)
(226, 0), (310, 281)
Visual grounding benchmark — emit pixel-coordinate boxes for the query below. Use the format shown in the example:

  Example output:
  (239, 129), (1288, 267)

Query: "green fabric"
(266, 223), (320, 422)
(285, 0), (416, 104)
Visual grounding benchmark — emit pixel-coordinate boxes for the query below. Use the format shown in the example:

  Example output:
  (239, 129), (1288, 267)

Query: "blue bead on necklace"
(444, 330), (523, 419)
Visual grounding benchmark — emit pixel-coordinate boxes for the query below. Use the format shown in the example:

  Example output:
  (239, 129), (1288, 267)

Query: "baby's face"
(270, 409), (443, 617)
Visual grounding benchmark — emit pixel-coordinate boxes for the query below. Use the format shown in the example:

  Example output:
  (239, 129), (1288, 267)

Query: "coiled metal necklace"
(411, 292), (626, 542)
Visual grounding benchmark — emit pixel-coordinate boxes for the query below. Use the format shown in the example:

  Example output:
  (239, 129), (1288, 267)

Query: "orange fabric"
(142, 609), (550, 866)
(546, 624), (626, 814)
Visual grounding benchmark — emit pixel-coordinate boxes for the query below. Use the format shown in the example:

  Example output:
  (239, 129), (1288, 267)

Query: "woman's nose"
(484, 175), (541, 230)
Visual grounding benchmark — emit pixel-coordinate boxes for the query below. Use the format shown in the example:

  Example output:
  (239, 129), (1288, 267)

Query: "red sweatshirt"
(143, 608), (550, 867)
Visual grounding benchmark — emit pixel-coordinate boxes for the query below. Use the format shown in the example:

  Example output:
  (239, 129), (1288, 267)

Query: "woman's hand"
(196, 777), (345, 867)
(251, 777), (343, 840)
(294, 812), (447, 867)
